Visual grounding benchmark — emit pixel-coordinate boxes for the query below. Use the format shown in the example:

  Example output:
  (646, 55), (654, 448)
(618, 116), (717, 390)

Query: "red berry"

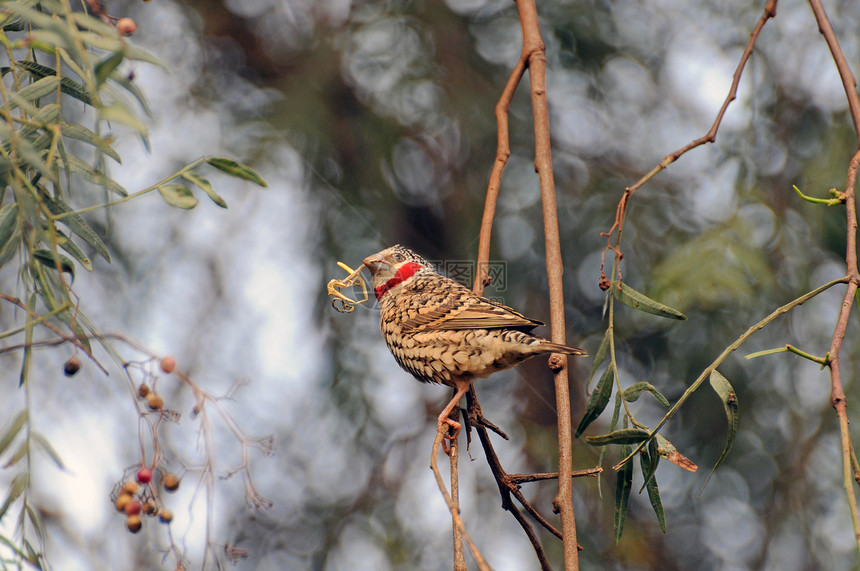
(124, 500), (142, 516)
(137, 468), (153, 484)
(160, 356), (176, 374)
(117, 18), (136, 36)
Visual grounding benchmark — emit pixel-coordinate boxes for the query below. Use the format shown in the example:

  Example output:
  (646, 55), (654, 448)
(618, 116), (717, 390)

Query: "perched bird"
(362, 244), (586, 441)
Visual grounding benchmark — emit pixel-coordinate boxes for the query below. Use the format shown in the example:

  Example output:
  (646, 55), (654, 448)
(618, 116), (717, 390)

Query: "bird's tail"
(540, 341), (587, 356)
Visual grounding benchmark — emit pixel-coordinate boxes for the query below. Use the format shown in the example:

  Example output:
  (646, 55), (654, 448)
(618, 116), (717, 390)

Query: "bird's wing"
(401, 294), (543, 331)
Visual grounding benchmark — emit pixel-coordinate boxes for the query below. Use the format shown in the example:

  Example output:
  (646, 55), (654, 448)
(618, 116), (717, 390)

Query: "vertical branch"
(808, 0), (860, 552)
(515, 0), (579, 567)
(474, 58), (529, 294)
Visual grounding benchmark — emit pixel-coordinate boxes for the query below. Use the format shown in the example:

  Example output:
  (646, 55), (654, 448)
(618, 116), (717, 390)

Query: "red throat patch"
(374, 262), (422, 300)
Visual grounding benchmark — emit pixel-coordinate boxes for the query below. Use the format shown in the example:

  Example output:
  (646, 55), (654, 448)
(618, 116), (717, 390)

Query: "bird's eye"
(393, 253), (404, 262)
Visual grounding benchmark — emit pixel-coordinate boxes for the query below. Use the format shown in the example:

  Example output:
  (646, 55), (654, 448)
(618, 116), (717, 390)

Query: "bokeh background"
(3, 0), (860, 569)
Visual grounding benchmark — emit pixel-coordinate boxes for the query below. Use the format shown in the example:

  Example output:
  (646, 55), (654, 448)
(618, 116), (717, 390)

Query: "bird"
(362, 244), (586, 444)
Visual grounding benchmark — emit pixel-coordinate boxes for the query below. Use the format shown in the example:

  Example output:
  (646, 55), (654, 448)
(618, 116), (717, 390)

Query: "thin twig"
(600, 0), (778, 280)
(430, 428), (491, 571)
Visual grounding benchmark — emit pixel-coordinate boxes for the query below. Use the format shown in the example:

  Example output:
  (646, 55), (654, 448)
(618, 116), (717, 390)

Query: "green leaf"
(16, 75), (59, 103)
(0, 410), (27, 457)
(575, 364), (614, 437)
(158, 184), (199, 210)
(622, 382), (670, 407)
(585, 428), (651, 446)
(16, 60), (93, 105)
(206, 157), (267, 187)
(3, 441), (28, 469)
(56, 230), (93, 272)
(0, 203), (19, 255)
(639, 442), (667, 533)
(183, 171), (227, 208)
(655, 434), (698, 472)
(639, 436), (659, 491)
(94, 50), (125, 86)
(614, 442), (633, 543)
(613, 281), (686, 320)
(31, 431), (64, 470)
(587, 329), (611, 391)
(44, 195), (111, 262)
(33, 249), (75, 279)
(59, 122), (121, 163)
(55, 153), (127, 196)
(703, 370), (739, 487)
(98, 103), (148, 135)
(0, 472), (28, 520)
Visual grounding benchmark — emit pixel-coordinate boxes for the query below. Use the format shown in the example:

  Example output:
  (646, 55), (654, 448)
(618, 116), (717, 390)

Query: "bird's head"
(363, 245), (431, 300)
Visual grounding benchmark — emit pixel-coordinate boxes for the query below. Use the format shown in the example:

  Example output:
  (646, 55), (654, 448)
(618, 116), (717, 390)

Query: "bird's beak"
(362, 253), (387, 273)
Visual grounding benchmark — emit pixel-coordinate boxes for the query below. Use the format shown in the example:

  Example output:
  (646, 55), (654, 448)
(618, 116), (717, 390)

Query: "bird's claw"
(438, 416), (461, 455)
(327, 262), (369, 313)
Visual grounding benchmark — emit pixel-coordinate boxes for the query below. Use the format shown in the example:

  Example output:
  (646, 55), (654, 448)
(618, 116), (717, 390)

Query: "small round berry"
(138, 384), (150, 398)
(162, 474), (180, 492)
(63, 356), (80, 377)
(117, 18), (136, 36)
(159, 509), (173, 524)
(136, 468), (153, 484)
(124, 500), (142, 516)
(160, 356), (176, 374)
(115, 494), (133, 512)
(146, 393), (163, 410)
(121, 481), (139, 496)
(142, 501), (158, 515)
(126, 514), (142, 533)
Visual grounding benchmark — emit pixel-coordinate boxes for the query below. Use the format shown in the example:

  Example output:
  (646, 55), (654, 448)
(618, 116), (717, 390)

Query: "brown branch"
(807, 0), (860, 552)
(513, 0), (580, 566)
(473, 59), (528, 293)
(599, 0), (778, 282)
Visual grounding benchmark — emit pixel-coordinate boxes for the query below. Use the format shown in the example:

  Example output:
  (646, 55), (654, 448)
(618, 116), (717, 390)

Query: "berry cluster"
(113, 467), (181, 534)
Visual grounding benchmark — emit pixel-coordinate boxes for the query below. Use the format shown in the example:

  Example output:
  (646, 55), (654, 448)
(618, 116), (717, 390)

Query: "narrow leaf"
(586, 428), (651, 446)
(55, 153), (127, 196)
(157, 184), (198, 210)
(56, 230), (93, 272)
(98, 104), (148, 135)
(0, 472), (28, 519)
(613, 281), (686, 320)
(94, 50), (124, 86)
(0, 410), (27, 457)
(575, 364), (614, 437)
(622, 382), (670, 407)
(639, 436), (659, 491)
(206, 157), (267, 187)
(183, 171), (227, 208)
(60, 122), (121, 163)
(0, 203), (19, 255)
(44, 195), (111, 262)
(16, 75), (59, 103)
(33, 249), (75, 279)
(614, 443), (633, 543)
(31, 431), (65, 469)
(639, 445), (667, 533)
(703, 370), (739, 487)
(656, 434), (698, 472)
(17, 60), (92, 105)
(587, 329), (611, 391)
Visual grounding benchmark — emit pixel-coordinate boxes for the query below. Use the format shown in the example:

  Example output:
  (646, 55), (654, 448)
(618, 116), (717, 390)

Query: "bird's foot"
(437, 415), (461, 455)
